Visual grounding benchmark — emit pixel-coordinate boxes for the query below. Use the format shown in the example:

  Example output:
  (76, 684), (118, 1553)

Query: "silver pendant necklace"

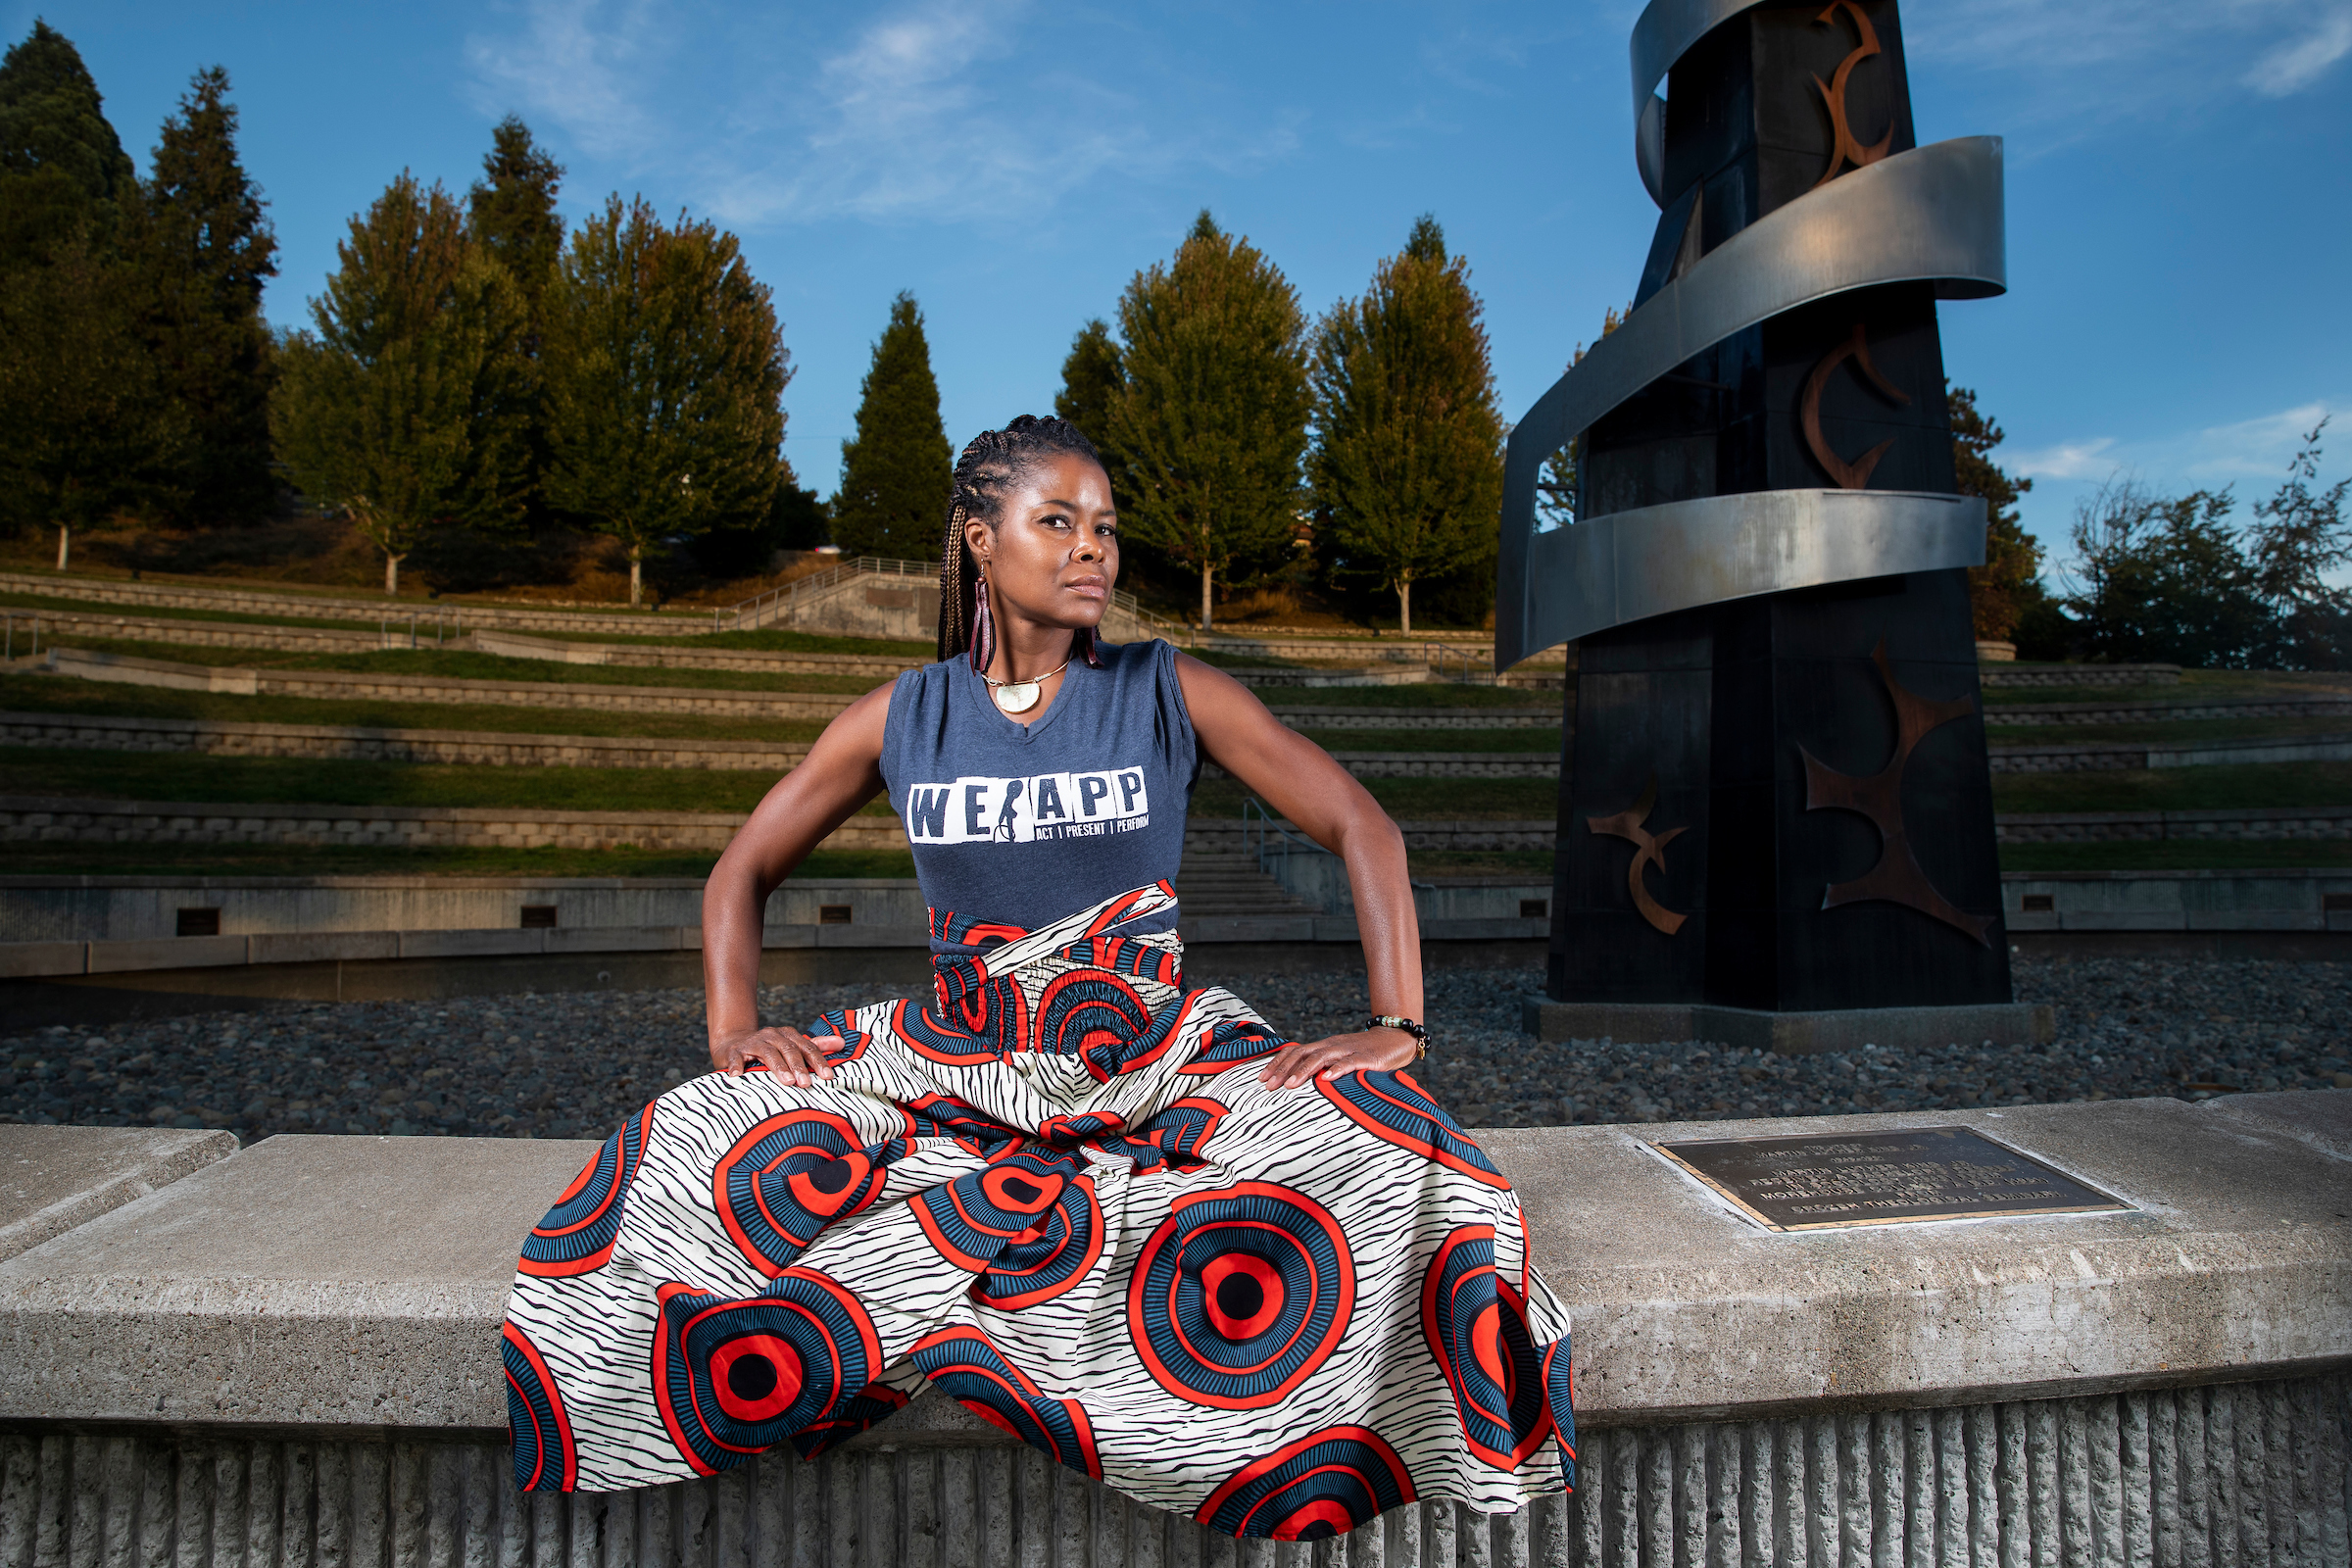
(984, 659), (1069, 714)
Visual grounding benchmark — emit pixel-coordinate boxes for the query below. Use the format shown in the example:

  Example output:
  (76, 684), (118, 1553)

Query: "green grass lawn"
(1294, 727), (1560, 753)
(0, 747), (904, 815)
(0, 842), (918, 880)
(0, 674), (831, 743)
(1988, 760), (2352, 813)
(37, 637), (886, 695)
(1984, 668), (2352, 708)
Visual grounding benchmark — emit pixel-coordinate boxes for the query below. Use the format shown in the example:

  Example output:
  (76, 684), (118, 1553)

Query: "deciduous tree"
(1107, 213), (1310, 629)
(540, 195), (786, 605)
(1308, 216), (1503, 633)
(271, 174), (530, 594)
(831, 292), (951, 561)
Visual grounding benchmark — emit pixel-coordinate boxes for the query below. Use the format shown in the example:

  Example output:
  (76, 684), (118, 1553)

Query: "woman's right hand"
(709, 1025), (846, 1087)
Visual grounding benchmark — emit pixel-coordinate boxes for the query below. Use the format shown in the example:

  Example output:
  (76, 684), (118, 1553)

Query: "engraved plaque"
(1649, 1125), (2132, 1232)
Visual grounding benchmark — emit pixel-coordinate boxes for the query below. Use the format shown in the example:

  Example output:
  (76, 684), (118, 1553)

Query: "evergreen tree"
(831, 292), (951, 561)
(0, 22), (180, 559)
(1109, 211), (1310, 629)
(1949, 385), (2042, 642)
(271, 174), (531, 594)
(540, 195), (787, 605)
(2065, 482), (2270, 668)
(1054, 318), (1123, 452)
(1308, 216), (1503, 633)
(132, 66), (278, 527)
(467, 116), (564, 528)
(0, 20), (136, 264)
(467, 117), (564, 327)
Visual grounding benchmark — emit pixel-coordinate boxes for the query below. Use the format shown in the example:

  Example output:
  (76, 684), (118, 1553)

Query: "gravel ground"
(2, 957), (2347, 1146)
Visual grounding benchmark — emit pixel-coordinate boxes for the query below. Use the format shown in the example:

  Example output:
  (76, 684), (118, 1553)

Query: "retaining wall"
(0, 608), (454, 655)
(1986, 695), (2352, 728)
(470, 630), (922, 680)
(0, 1093), (2342, 1565)
(1988, 733), (2352, 772)
(39, 649), (863, 719)
(0, 876), (924, 945)
(1995, 807), (2352, 844)
(0, 711), (812, 771)
(0, 797), (908, 856)
(0, 572), (717, 636)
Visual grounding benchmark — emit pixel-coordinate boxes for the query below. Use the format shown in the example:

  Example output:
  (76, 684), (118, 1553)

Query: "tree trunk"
(1397, 579), (1412, 635)
(1200, 562), (1212, 631)
(630, 547), (644, 608)
(54, 525), (69, 572)
(383, 552), (403, 596)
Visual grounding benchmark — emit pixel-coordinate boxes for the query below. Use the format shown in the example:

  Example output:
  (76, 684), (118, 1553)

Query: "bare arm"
(1173, 653), (1424, 1087)
(701, 682), (894, 1084)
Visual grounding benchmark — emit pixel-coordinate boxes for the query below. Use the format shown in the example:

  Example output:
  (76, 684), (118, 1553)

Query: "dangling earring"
(968, 568), (997, 676)
(1073, 624), (1102, 667)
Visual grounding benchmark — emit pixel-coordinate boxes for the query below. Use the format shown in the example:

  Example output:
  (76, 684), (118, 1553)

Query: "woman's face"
(966, 453), (1120, 631)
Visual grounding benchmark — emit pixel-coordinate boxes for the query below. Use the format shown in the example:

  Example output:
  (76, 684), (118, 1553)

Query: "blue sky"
(15, 0), (2351, 585)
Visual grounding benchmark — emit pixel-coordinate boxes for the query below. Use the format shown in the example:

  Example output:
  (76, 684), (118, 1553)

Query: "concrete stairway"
(1172, 851), (1321, 916)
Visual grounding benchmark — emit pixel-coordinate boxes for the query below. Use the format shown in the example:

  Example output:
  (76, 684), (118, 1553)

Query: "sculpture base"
(1520, 996), (2053, 1055)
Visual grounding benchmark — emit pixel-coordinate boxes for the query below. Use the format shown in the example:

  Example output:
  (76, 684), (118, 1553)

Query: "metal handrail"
(1424, 642), (1497, 684)
(1240, 796), (1333, 878)
(2, 612), (38, 662)
(379, 611), (456, 649)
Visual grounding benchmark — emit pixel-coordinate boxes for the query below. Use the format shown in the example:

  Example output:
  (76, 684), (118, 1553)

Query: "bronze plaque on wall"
(1649, 1125), (2132, 1232)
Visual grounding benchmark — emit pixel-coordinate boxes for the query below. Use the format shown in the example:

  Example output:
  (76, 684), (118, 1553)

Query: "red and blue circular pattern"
(896, 985), (1028, 1063)
(519, 1103), (652, 1278)
(1129, 1181), (1354, 1409)
(1317, 1069), (1507, 1189)
(1423, 1225), (1556, 1469)
(1036, 969), (1150, 1059)
(1178, 1015), (1290, 1075)
(909, 1327), (1101, 1478)
(1196, 1425), (1415, 1540)
(972, 1168), (1102, 1309)
(504, 1322), (575, 1492)
(713, 1109), (887, 1276)
(915, 1150), (1082, 1274)
(653, 1270), (880, 1476)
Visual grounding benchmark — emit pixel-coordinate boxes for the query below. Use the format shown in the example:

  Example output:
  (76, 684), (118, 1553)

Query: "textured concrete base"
(4, 1378), (2341, 1567)
(1521, 996), (2056, 1054)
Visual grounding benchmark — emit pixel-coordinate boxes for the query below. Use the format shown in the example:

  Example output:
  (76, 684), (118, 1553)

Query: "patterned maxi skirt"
(503, 883), (1576, 1540)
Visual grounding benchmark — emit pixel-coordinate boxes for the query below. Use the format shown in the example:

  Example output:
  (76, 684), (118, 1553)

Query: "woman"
(504, 416), (1575, 1540)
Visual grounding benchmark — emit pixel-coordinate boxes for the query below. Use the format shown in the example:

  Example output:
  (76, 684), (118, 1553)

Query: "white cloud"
(463, 0), (666, 162)
(2245, 6), (2352, 94)
(710, 0), (1146, 225)
(1910, 0), (2350, 145)
(2011, 437), (2118, 480)
(2180, 401), (2337, 480)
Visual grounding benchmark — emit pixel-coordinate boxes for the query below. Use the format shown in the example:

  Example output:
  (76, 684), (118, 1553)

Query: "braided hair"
(936, 414), (1109, 666)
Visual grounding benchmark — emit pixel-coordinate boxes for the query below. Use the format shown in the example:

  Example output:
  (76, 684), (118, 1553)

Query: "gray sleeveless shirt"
(878, 638), (1199, 953)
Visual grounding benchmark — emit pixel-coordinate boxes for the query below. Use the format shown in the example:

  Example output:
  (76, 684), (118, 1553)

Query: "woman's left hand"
(1256, 1027), (1419, 1090)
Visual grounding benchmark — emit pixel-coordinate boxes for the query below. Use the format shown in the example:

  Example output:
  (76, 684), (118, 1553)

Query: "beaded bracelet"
(1366, 1014), (1430, 1059)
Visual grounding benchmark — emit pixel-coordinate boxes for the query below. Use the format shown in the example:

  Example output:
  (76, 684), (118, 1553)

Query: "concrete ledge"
(0, 1095), (2342, 1435)
(1521, 997), (2056, 1054)
(0, 1125), (238, 1263)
